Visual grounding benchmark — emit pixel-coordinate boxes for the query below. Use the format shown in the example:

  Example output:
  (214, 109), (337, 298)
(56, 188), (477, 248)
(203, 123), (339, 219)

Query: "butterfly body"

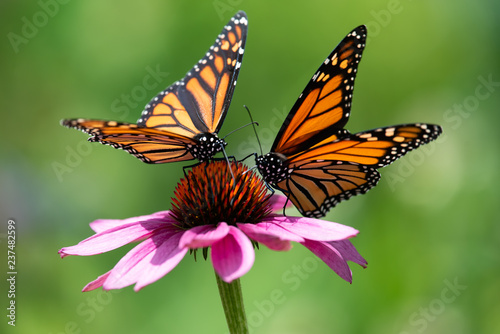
(256, 25), (442, 218)
(61, 11), (248, 164)
(188, 133), (227, 162)
(255, 152), (288, 184)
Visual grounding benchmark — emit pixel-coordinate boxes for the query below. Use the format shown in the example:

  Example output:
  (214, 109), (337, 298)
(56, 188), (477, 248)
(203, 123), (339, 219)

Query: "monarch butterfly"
(256, 25), (442, 218)
(61, 11), (248, 164)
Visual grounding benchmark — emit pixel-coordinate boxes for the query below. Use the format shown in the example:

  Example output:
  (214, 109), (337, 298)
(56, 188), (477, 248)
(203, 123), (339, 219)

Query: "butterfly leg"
(272, 183), (292, 217)
(240, 152), (258, 163)
(219, 146), (236, 182)
(281, 196), (292, 217)
(182, 161), (203, 180)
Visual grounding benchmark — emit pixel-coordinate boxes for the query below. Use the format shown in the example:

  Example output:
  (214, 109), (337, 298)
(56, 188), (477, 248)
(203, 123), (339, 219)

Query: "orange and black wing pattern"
(136, 11), (247, 136)
(276, 161), (380, 218)
(61, 11), (248, 163)
(271, 25), (367, 157)
(60, 119), (197, 163)
(256, 25), (443, 218)
(279, 123), (442, 217)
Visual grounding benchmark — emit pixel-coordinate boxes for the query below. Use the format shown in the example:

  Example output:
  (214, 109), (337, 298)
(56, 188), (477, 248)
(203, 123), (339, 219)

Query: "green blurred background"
(1, 0), (499, 333)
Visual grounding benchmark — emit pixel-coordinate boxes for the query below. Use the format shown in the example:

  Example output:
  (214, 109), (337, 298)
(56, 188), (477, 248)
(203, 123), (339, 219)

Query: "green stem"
(215, 271), (249, 334)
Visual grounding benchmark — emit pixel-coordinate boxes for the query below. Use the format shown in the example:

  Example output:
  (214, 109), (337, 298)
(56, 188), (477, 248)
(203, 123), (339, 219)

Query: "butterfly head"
(190, 133), (227, 162)
(256, 152), (289, 185)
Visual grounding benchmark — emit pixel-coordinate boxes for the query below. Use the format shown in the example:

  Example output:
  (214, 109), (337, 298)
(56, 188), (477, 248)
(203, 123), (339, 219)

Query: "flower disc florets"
(170, 161), (272, 228)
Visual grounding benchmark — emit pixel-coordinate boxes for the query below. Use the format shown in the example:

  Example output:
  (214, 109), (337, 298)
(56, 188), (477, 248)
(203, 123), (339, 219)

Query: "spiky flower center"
(170, 161), (272, 229)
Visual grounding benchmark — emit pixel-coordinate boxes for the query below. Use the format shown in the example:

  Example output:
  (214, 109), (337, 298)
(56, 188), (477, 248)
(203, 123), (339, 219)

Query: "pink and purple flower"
(59, 161), (367, 291)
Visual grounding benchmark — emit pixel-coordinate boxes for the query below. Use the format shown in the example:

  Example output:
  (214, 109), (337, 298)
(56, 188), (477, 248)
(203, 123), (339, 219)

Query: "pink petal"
(211, 226), (254, 283)
(102, 234), (166, 290)
(134, 232), (188, 291)
(82, 271), (111, 292)
(328, 240), (367, 267)
(268, 194), (293, 211)
(90, 211), (172, 233)
(265, 215), (359, 241)
(302, 239), (354, 283)
(237, 222), (303, 251)
(179, 223), (230, 248)
(102, 230), (187, 291)
(59, 219), (178, 257)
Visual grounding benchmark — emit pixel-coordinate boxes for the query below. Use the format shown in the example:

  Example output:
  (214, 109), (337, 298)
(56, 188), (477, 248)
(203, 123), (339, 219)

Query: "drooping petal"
(89, 211), (172, 233)
(238, 222), (304, 251)
(102, 230), (186, 291)
(301, 239), (354, 283)
(179, 222), (230, 248)
(328, 240), (367, 267)
(59, 218), (178, 258)
(211, 226), (254, 283)
(266, 215), (359, 241)
(82, 271), (111, 292)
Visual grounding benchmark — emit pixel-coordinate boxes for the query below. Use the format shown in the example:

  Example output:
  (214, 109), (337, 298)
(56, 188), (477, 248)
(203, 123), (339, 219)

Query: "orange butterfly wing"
(61, 119), (196, 163)
(291, 124), (442, 167)
(137, 12), (247, 136)
(280, 124), (442, 217)
(271, 25), (367, 157)
(61, 11), (248, 163)
(257, 25), (443, 217)
(276, 161), (380, 217)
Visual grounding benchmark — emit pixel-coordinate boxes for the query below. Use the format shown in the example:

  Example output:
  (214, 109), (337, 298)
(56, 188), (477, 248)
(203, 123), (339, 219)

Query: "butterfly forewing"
(289, 123), (442, 168)
(61, 11), (248, 164)
(272, 25), (367, 156)
(137, 11), (248, 135)
(61, 119), (196, 163)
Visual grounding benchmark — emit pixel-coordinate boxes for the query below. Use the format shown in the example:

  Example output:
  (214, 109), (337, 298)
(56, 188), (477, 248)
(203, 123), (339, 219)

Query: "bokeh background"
(1, 0), (499, 333)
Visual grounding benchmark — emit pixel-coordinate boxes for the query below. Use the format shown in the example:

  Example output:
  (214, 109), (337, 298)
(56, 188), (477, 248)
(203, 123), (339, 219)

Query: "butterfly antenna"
(243, 105), (264, 156)
(222, 121), (260, 140)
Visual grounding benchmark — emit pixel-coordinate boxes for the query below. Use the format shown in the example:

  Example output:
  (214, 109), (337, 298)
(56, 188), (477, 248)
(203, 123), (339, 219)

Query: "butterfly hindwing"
(272, 25), (367, 156)
(61, 11), (248, 164)
(277, 161), (380, 218)
(280, 123), (442, 217)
